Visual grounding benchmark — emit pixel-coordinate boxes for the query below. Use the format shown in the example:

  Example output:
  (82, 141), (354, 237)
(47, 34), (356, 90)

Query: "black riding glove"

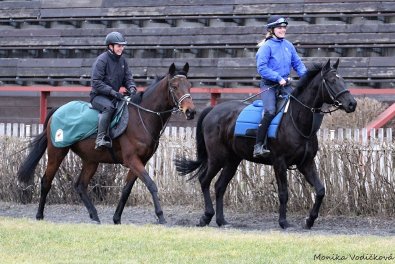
(110, 90), (123, 100)
(125, 86), (137, 96)
(130, 86), (137, 94)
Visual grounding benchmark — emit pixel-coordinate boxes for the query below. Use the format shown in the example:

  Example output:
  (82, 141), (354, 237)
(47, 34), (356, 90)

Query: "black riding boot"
(95, 110), (113, 149)
(253, 113), (274, 158)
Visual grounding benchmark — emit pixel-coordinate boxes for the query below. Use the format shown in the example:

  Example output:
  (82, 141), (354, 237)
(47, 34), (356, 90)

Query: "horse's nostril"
(185, 109), (196, 120)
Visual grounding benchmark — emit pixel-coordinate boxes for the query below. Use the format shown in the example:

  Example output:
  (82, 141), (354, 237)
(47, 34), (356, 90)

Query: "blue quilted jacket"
(256, 37), (306, 83)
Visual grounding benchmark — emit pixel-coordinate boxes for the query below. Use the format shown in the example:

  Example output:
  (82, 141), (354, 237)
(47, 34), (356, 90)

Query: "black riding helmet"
(266, 15), (288, 29)
(105, 32), (127, 45)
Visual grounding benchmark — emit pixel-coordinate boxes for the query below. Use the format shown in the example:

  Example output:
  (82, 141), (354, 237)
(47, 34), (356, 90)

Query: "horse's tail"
(174, 106), (213, 180)
(17, 108), (57, 183)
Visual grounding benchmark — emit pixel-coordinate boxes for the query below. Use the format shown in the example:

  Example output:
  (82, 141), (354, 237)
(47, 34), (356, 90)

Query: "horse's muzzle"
(344, 99), (357, 113)
(184, 108), (196, 120)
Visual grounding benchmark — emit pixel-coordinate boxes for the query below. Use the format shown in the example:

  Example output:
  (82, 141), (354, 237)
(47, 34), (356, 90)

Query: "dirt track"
(1, 202), (394, 236)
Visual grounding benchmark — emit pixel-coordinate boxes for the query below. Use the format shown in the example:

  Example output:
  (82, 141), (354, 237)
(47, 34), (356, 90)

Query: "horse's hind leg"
(113, 170), (138, 224)
(198, 162), (222, 227)
(36, 147), (69, 220)
(273, 161), (291, 229)
(74, 161), (100, 223)
(214, 159), (241, 227)
(298, 159), (325, 229)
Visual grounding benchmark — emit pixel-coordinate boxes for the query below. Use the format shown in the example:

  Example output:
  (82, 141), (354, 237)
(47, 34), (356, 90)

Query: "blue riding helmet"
(266, 15), (288, 29)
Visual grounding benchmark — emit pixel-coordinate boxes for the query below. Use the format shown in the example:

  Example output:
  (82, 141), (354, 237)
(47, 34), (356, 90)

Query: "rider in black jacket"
(90, 31), (137, 149)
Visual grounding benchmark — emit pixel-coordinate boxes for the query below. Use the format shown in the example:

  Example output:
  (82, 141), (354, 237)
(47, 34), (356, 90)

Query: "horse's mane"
(141, 75), (164, 98)
(141, 67), (188, 98)
(293, 63), (324, 97)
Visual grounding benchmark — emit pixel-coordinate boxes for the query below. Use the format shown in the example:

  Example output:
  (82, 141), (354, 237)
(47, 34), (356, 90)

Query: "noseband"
(288, 68), (351, 140)
(291, 69), (351, 114)
(168, 74), (192, 111)
(320, 69), (350, 109)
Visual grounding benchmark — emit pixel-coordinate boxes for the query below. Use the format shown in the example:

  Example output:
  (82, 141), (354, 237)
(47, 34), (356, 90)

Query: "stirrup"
(95, 136), (112, 149)
(253, 144), (270, 158)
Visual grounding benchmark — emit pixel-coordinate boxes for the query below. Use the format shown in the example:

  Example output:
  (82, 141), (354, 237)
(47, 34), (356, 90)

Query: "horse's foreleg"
(37, 148), (68, 220)
(214, 160), (240, 227)
(298, 160), (325, 229)
(274, 162), (291, 229)
(139, 170), (166, 224)
(113, 170), (137, 224)
(198, 163), (222, 227)
(74, 161), (100, 223)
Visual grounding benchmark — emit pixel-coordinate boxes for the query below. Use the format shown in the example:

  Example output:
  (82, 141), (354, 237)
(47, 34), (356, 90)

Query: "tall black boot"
(253, 113), (275, 158)
(95, 110), (113, 149)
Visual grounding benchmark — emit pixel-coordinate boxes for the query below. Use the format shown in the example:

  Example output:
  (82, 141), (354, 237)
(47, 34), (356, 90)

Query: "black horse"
(175, 59), (357, 229)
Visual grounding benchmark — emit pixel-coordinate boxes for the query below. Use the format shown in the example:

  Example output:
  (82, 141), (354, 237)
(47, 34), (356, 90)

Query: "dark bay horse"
(18, 63), (195, 224)
(175, 59), (357, 229)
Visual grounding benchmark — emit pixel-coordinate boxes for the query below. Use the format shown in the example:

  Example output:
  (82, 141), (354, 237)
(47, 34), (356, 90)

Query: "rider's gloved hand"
(279, 79), (287, 86)
(110, 90), (123, 100)
(124, 86), (137, 96)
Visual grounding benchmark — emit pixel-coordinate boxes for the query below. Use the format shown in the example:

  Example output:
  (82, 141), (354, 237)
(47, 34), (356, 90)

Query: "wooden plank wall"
(0, 0), (394, 123)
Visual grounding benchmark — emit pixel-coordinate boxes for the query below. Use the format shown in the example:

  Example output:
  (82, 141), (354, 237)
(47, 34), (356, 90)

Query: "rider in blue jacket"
(254, 15), (307, 158)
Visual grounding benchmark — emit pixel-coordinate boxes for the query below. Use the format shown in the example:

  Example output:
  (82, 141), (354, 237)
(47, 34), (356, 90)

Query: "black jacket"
(90, 50), (136, 100)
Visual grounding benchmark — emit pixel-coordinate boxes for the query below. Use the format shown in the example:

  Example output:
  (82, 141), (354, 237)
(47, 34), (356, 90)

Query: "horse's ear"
(169, 63), (176, 75)
(183, 63), (189, 74)
(323, 59), (331, 71)
(333, 58), (340, 70)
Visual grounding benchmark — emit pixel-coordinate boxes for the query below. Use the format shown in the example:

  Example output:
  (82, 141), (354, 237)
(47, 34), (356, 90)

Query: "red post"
(40, 91), (49, 124)
(210, 93), (220, 106)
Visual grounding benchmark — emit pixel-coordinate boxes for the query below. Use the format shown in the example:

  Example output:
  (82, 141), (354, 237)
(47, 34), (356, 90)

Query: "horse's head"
(320, 59), (357, 113)
(168, 63), (196, 119)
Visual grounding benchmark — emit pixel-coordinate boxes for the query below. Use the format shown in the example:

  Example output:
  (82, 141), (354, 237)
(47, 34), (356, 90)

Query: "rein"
(288, 69), (351, 139)
(124, 74), (191, 143)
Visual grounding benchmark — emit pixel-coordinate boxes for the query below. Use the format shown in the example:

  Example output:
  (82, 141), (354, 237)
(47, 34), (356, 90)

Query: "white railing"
(0, 122), (393, 142)
(0, 123), (394, 215)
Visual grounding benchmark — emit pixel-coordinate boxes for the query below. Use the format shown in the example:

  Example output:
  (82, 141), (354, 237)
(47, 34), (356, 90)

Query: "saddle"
(50, 100), (129, 148)
(234, 94), (289, 139)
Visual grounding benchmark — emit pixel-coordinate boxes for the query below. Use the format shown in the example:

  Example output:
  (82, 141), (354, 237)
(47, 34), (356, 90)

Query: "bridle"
(168, 74), (193, 111)
(319, 69), (350, 109)
(125, 73), (192, 142)
(290, 69), (351, 114)
(288, 68), (351, 139)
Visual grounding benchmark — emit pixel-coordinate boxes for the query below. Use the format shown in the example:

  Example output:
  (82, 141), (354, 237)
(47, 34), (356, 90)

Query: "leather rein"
(126, 74), (192, 143)
(288, 69), (351, 139)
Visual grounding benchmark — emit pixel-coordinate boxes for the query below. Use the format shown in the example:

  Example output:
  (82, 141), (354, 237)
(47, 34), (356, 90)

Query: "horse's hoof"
(304, 217), (314, 229)
(36, 216), (43, 220)
(216, 219), (230, 227)
(91, 219), (101, 224)
(197, 217), (209, 227)
(113, 214), (121, 225)
(90, 216), (101, 224)
(279, 220), (292, 229)
(158, 219), (167, 225)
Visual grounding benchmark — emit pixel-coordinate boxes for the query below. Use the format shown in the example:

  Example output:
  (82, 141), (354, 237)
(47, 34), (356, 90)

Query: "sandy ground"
(0, 202), (394, 236)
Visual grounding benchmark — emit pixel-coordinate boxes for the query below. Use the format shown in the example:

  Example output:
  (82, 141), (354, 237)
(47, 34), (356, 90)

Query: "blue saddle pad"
(50, 101), (125, 148)
(234, 100), (285, 139)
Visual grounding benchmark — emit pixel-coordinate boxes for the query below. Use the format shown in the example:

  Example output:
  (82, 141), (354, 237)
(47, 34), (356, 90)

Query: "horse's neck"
(139, 77), (173, 131)
(296, 79), (323, 110)
(142, 77), (173, 111)
(289, 80), (323, 134)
